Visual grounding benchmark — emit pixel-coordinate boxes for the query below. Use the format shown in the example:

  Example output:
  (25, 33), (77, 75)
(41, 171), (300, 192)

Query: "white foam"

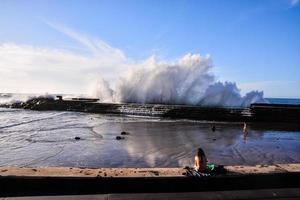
(0, 93), (55, 105)
(90, 53), (266, 107)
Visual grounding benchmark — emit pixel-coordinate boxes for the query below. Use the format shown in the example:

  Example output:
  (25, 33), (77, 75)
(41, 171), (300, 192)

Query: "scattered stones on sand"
(116, 136), (125, 140)
(211, 125), (216, 132)
(74, 136), (81, 140)
(84, 171), (92, 175)
(121, 131), (130, 135)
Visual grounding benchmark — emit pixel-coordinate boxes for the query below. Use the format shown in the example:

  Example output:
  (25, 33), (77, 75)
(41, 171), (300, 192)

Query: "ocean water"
(0, 106), (299, 168)
(266, 98), (300, 105)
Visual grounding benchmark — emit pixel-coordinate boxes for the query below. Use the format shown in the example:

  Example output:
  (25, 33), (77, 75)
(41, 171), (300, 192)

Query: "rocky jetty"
(1, 96), (300, 123)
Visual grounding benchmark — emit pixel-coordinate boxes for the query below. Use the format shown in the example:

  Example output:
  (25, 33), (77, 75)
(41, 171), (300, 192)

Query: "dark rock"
(211, 125), (216, 132)
(116, 136), (125, 140)
(121, 131), (129, 135)
(10, 96), (57, 110)
(74, 137), (81, 140)
(56, 95), (63, 101)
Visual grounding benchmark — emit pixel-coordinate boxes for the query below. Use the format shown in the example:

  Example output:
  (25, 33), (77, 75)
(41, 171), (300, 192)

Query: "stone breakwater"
(1, 97), (300, 123)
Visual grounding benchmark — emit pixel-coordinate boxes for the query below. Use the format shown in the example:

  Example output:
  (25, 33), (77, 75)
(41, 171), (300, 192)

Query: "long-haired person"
(194, 148), (208, 172)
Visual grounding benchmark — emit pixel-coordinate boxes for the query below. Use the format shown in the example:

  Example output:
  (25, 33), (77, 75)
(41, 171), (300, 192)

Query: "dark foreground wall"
(1, 173), (300, 197)
(250, 103), (300, 123)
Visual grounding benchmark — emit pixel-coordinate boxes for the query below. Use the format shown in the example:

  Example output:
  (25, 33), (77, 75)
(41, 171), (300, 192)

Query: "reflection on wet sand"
(103, 121), (300, 167)
(0, 108), (299, 168)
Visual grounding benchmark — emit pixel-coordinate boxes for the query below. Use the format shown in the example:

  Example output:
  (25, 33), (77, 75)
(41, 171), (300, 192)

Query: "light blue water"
(266, 98), (300, 105)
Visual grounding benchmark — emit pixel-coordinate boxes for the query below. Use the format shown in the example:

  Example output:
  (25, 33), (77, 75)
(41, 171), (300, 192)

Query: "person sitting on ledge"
(194, 148), (208, 172)
(194, 147), (227, 174)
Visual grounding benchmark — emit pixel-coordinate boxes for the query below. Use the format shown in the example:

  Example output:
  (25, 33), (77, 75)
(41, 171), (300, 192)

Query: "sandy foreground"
(0, 164), (299, 177)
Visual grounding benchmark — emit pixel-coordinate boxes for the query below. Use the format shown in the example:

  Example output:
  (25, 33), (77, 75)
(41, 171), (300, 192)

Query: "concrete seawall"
(3, 97), (300, 123)
(1, 164), (300, 197)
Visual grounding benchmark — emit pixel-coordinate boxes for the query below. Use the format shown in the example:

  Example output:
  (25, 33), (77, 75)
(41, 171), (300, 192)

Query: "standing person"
(211, 125), (216, 132)
(194, 148), (208, 172)
(243, 122), (248, 133)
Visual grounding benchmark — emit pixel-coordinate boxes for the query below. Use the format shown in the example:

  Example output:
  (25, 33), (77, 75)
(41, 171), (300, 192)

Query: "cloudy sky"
(0, 0), (299, 97)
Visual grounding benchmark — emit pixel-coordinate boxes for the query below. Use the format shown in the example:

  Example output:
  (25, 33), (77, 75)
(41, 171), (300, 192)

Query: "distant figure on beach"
(211, 125), (216, 132)
(243, 122), (248, 141)
(194, 148), (208, 172)
(243, 122), (248, 133)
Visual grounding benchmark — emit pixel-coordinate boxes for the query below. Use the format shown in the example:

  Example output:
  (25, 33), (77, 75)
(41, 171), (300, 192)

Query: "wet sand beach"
(1, 108), (299, 168)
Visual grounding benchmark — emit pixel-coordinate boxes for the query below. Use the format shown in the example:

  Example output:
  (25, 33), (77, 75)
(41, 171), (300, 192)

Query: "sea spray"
(89, 78), (113, 103)
(90, 53), (266, 107)
(0, 93), (55, 105)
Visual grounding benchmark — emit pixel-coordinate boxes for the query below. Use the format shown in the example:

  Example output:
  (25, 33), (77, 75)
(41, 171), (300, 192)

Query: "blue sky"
(0, 0), (299, 97)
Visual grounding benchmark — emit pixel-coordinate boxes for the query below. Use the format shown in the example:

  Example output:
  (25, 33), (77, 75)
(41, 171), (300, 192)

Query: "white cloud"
(0, 25), (131, 94)
(0, 24), (274, 105)
(47, 22), (127, 63)
(239, 81), (299, 98)
(290, 0), (300, 6)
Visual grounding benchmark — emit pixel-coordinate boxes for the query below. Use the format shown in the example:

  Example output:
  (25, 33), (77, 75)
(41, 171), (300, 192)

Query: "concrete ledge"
(1, 164), (299, 178)
(2, 188), (300, 200)
(0, 167), (185, 178)
(225, 163), (300, 174)
(1, 164), (300, 197)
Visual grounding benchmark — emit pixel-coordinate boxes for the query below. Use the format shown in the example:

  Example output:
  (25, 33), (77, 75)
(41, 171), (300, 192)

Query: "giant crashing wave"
(90, 53), (266, 107)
